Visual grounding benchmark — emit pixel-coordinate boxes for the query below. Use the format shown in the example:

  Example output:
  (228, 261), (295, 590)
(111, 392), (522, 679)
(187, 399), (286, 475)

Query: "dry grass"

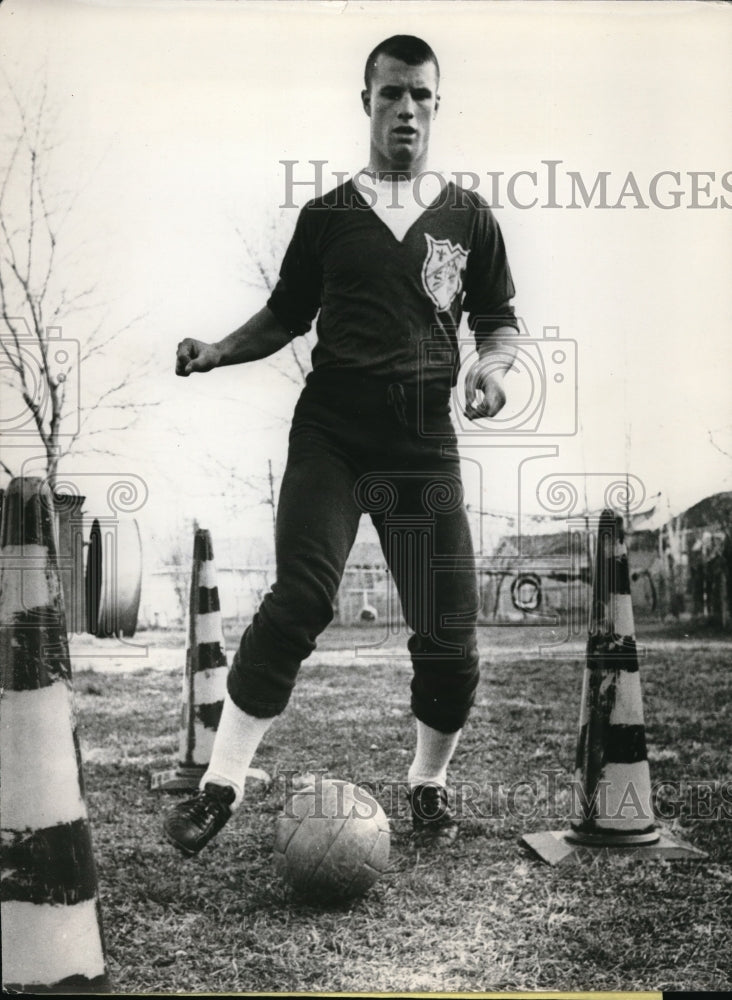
(69, 623), (732, 994)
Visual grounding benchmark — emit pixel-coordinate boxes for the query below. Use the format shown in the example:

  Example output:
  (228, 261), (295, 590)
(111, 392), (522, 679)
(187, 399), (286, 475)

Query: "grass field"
(70, 621), (731, 994)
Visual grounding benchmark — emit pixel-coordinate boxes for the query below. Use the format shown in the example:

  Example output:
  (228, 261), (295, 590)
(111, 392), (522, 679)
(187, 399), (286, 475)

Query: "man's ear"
(361, 88), (371, 116)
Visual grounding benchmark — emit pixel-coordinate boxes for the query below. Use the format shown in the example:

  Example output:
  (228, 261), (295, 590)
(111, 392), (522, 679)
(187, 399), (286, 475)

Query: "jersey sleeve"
(462, 200), (519, 351)
(266, 205), (322, 336)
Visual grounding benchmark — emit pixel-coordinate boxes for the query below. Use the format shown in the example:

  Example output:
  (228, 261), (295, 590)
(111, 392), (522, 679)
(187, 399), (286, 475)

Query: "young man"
(165, 35), (519, 855)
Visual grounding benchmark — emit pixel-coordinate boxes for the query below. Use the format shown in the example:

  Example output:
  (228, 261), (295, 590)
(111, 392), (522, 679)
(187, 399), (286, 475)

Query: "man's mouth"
(393, 127), (417, 137)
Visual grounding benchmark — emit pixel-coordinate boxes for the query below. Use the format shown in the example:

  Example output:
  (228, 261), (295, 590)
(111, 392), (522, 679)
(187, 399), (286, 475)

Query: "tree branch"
(0, 70), (160, 478)
(708, 429), (732, 461)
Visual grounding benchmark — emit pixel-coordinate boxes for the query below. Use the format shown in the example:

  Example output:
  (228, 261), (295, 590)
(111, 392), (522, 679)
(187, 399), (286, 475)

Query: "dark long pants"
(227, 371), (480, 734)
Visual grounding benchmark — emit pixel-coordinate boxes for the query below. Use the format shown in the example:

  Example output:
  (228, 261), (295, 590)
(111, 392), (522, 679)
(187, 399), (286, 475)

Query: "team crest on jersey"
(421, 234), (469, 312)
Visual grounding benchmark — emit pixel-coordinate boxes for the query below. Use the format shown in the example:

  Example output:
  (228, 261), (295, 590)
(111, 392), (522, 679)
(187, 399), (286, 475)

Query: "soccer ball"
(273, 778), (390, 901)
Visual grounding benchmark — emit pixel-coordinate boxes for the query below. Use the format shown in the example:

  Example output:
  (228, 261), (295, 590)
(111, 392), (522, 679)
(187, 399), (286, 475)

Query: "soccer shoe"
(163, 782), (236, 856)
(408, 783), (459, 847)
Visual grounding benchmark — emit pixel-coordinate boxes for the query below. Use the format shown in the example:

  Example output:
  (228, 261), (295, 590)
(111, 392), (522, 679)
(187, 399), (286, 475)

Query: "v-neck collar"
(350, 171), (450, 244)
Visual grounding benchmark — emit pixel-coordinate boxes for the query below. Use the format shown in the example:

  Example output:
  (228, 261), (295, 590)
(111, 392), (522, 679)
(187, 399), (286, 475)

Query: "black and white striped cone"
(567, 509), (659, 845)
(151, 528), (268, 791)
(522, 508), (706, 864)
(0, 477), (110, 994)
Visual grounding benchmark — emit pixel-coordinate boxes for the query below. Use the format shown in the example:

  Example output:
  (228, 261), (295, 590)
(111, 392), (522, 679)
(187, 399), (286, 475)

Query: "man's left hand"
(464, 362), (507, 420)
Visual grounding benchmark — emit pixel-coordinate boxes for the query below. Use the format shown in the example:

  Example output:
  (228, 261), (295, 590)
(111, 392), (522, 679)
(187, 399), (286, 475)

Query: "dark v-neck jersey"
(267, 178), (519, 396)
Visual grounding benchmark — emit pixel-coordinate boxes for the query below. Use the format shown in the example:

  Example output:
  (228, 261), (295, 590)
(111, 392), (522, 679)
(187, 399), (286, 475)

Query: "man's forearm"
(477, 326), (519, 374)
(215, 306), (296, 367)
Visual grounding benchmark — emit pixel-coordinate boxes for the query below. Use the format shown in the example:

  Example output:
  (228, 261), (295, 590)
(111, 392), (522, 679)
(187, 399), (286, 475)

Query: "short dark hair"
(363, 35), (440, 91)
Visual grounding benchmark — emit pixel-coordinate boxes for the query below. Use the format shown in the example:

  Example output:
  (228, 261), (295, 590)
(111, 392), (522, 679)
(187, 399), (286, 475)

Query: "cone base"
(522, 828), (708, 867)
(566, 825), (660, 847)
(150, 764), (271, 793)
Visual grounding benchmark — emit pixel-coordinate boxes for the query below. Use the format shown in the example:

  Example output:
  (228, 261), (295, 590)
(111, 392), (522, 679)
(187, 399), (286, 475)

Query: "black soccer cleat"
(409, 783), (459, 847)
(163, 782), (236, 857)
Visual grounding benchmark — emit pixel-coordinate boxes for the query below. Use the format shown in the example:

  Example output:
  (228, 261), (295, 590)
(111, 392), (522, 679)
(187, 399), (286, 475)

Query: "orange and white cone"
(567, 509), (659, 846)
(0, 477), (110, 994)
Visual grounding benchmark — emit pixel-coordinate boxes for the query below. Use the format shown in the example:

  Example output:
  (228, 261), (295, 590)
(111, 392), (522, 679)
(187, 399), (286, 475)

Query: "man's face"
(361, 55), (440, 173)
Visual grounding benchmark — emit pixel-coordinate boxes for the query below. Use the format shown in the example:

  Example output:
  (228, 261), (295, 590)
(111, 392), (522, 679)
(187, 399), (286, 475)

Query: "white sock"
(407, 720), (462, 789)
(200, 693), (274, 809)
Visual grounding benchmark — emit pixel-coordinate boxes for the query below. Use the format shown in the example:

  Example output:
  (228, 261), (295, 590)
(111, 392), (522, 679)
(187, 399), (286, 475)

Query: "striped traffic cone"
(522, 508), (706, 864)
(151, 528), (268, 791)
(0, 477), (110, 993)
(566, 509), (658, 845)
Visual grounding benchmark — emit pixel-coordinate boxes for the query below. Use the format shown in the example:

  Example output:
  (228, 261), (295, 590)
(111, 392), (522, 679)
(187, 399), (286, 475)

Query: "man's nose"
(396, 94), (416, 118)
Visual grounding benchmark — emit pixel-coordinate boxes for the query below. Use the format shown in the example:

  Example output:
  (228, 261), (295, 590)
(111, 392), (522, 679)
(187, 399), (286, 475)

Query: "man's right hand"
(175, 338), (221, 377)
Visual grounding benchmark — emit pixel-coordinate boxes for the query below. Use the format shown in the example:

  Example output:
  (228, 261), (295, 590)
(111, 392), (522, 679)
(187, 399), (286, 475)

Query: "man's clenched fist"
(464, 358), (508, 420)
(175, 339), (221, 377)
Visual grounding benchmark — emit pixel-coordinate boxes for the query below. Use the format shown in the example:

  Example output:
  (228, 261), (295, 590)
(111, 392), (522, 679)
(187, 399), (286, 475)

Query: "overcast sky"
(1, 0), (730, 565)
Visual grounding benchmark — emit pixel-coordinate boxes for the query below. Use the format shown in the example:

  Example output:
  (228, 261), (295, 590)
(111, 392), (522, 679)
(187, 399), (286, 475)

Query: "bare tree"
(199, 208), (315, 544)
(0, 75), (155, 483)
(165, 533), (192, 626)
(236, 209), (316, 387)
